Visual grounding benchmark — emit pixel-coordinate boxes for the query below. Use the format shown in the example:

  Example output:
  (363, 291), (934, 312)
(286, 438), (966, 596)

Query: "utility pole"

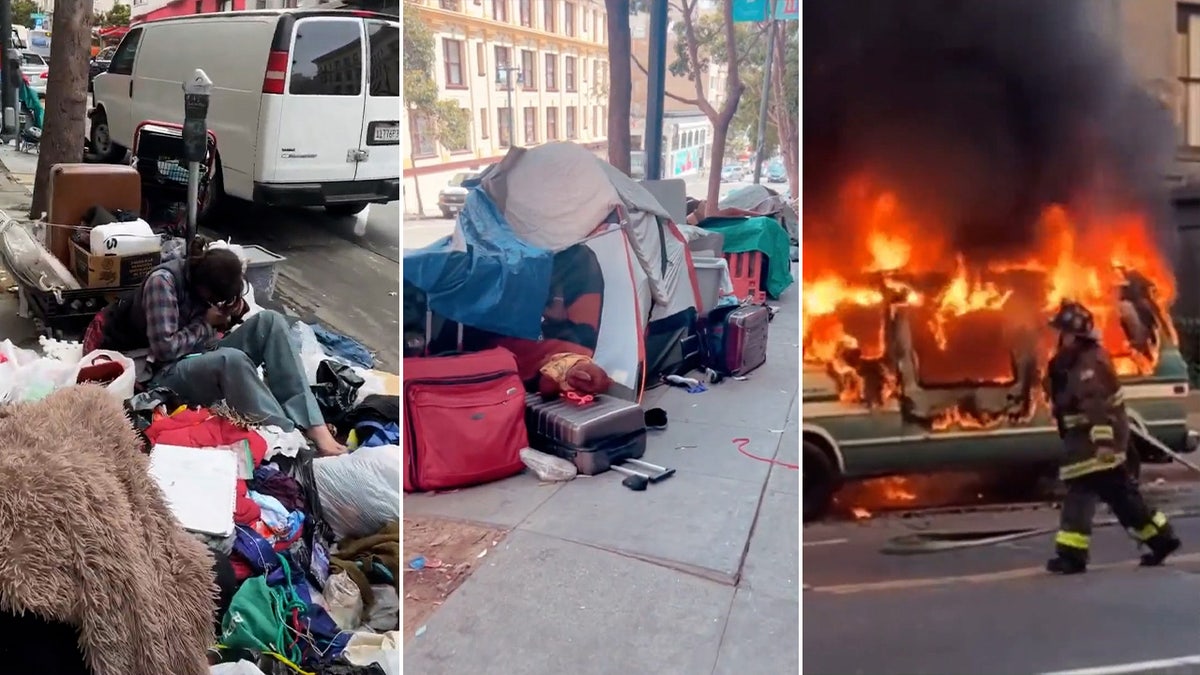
(751, 0), (778, 185)
(0, 0), (14, 137)
(497, 64), (521, 148)
(644, 0), (669, 180)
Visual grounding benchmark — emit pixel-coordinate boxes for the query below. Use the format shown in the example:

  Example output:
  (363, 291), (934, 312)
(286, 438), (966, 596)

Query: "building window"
(593, 60), (602, 90)
(564, 56), (576, 91)
(477, 43), (486, 77)
(566, 106), (577, 139)
(498, 107), (512, 147)
(495, 46), (513, 90)
(592, 106), (598, 135)
(545, 54), (557, 90)
(583, 6), (588, 31)
(592, 10), (599, 40)
(564, 2), (575, 37)
(410, 114), (436, 158)
(543, 0), (556, 33)
(480, 108), (490, 139)
(1180, 5), (1200, 147)
(443, 39), (465, 88)
(524, 106), (538, 144)
(439, 0), (460, 9)
(255, 0), (266, 7)
(546, 106), (558, 140)
(493, 0), (508, 21)
(521, 49), (537, 89)
(519, 0), (532, 26)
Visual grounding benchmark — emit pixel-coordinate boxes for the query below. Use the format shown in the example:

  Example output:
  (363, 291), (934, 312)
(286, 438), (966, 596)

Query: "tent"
(403, 142), (704, 401)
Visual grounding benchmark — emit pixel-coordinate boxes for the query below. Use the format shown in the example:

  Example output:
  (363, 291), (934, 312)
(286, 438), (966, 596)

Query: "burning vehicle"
(801, 181), (1198, 521)
(802, 0), (1199, 521)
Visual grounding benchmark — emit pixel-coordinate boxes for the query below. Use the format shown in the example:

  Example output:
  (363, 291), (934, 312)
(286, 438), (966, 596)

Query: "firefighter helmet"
(1049, 300), (1100, 340)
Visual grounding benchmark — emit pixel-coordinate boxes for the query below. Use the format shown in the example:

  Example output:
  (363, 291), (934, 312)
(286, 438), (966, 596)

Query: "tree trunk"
(29, 0), (92, 219)
(409, 150), (425, 217)
(705, 120), (727, 208)
(605, 0), (632, 174)
(771, 25), (798, 200)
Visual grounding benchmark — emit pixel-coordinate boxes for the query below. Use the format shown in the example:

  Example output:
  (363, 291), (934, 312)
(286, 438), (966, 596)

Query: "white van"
(90, 9), (400, 216)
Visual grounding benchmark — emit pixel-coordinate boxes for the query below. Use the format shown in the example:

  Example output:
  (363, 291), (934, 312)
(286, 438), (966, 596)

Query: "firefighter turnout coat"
(1046, 341), (1130, 480)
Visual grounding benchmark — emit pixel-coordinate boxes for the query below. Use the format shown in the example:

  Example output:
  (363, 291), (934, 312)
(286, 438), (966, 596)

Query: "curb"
(1042, 656), (1200, 675)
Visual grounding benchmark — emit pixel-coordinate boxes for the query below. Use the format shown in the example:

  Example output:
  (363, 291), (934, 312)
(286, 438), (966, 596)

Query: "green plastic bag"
(220, 574), (306, 664)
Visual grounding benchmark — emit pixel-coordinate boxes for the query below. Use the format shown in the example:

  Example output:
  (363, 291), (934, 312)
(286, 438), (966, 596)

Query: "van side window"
(289, 20), (363, 96)
(367, 21), (399, 97)
(108, 28), (142, 75)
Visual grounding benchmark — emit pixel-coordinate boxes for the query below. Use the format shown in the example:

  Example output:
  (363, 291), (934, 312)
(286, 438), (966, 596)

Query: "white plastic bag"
(75, 350), (136, 402)
(323, 572), (364, 631)
(290, 322), (325, 385)
(1, 348), (77, 404)
(313, 444), (401, 540)
(345, 630), (400, 675)
(520, 447), (578, 482)
(210, 661), (268, 675)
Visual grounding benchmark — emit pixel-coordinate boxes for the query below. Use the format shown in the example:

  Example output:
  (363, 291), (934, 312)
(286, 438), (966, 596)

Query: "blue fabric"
(233, 525), (280, 575)
(356, 420), (399, 447)
(308, 323), (375, 369)
(403, 188), (554, 339)
(266, 551), (352, 664)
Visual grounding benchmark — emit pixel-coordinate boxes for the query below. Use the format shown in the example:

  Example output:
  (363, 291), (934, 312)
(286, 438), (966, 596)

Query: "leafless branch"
(631, 54), (702, 106)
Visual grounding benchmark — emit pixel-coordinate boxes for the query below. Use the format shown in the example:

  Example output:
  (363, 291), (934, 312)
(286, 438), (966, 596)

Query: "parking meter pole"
(181, 69), (213, 244)
(751, 0), (778, 186)
(0, 0), (13, 136)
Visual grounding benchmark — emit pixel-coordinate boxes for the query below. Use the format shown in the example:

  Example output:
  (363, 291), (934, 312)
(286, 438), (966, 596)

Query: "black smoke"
(803, 0), (1177, 260)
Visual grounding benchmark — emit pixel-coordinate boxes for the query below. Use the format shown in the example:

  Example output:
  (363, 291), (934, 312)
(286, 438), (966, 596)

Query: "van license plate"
(369, 121), (400, 145)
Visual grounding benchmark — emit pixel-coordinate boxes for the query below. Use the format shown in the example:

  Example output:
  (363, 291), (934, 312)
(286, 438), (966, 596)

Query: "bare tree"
(29, 0), (93, 219)
(771, 21), (798, 199)
(634, 0), (744, 207)
(605, 0), (632, 174)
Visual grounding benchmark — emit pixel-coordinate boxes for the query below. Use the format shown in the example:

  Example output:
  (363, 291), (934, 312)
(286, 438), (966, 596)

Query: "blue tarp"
(403, 187), (554, 339)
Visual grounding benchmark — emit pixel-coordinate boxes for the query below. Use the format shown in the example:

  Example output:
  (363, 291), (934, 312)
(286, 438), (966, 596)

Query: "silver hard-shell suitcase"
(524, 393), (647, 475)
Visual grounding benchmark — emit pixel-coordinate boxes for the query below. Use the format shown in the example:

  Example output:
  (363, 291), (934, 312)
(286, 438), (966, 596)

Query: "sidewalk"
(403, 286), (800, 673)
(0, 143), (40, 348)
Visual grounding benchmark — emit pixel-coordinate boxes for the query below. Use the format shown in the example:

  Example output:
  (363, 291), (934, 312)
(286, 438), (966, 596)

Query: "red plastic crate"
(724, 251), (767, 304)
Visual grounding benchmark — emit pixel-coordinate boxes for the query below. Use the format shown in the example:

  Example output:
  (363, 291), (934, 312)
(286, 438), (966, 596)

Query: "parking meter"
(182, 69), (213, 241)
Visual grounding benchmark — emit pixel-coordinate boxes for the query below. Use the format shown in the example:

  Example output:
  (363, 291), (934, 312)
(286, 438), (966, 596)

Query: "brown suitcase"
(47, 163), (142, 266)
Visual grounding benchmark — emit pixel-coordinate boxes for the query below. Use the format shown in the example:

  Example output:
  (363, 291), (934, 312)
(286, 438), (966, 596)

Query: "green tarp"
(19, 81), (42, 129)
(699, 215), (795, 299)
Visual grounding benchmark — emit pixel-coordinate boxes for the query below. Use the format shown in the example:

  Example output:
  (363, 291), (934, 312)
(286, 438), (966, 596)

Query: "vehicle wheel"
(440, 207), (453, 219)
(803, 439), (838, 523)
(326, 202), (369, 217)
(88, 111), (123, 163)
(198, 159), (224, 223)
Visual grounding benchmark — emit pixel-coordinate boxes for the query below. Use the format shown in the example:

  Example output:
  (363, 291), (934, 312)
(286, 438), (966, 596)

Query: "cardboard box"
(70, 240), (159, 289)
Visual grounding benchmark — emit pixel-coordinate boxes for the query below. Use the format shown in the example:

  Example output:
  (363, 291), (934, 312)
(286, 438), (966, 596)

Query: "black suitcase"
(525, 393), (647, 475)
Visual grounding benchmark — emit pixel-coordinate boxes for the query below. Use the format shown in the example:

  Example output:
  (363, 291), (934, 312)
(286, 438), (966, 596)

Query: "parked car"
(438, 170), (482, 218)
(766, 162), (787, 183)
(88, 46), (115, 92)
(19, 51), (47, 98)
(91, 9), (400, 217)
(720, 164), (742, 183)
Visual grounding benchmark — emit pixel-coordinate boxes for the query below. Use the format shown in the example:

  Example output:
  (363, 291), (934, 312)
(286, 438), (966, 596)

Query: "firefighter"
(1044, 300), (1181, 574)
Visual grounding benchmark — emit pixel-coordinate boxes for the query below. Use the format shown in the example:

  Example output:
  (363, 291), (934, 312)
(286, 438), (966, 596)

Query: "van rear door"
(271, 16), (365, 184)
(357, 19), (400, 182)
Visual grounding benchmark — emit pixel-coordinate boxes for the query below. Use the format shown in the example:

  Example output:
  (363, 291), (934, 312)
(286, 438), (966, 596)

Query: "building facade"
(402, 0), (610, 215)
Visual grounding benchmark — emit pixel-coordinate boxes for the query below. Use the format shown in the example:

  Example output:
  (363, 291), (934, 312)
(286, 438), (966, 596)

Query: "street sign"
(732, 0), (797, 22)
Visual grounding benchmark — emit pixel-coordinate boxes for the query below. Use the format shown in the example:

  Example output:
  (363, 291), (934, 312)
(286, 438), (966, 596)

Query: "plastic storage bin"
(692, 256), (732, 314)
(242, 244), (285, 303)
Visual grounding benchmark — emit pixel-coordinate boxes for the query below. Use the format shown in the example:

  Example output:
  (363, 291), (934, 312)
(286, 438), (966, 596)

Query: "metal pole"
(751, 0), (779, 185)
(507, 69), (515, 147)
(644, 0), (669, 180)
(0, 0), (14, 136)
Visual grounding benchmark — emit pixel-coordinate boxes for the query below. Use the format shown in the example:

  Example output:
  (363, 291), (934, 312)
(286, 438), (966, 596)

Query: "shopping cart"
(131, 120), (218, 239)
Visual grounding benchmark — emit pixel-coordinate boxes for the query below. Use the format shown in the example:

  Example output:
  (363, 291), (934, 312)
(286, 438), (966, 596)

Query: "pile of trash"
(0, 323), (401, 675)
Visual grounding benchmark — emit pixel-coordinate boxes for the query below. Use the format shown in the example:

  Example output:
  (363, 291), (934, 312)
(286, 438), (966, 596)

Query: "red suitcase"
(403, 346), (528, 492)
(704, 304), (769, 376)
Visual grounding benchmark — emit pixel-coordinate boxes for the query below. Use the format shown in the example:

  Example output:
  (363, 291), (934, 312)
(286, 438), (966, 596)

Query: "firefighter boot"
(1140, 530), (1181, 567)
(1046, 548), (1088, 575)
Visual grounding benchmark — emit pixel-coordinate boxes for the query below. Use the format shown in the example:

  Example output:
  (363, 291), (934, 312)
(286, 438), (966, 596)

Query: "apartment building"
(402, 0), (610, 215)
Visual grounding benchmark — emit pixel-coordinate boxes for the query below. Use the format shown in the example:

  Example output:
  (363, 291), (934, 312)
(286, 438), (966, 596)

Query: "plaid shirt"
(142, 268), (216, 364)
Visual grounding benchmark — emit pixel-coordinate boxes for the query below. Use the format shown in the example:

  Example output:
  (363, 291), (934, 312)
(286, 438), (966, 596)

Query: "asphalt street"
(803, 490), (1200, 675)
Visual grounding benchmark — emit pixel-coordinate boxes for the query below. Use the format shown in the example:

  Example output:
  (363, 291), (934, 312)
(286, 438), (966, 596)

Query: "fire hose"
(880, 426), (1200, 555)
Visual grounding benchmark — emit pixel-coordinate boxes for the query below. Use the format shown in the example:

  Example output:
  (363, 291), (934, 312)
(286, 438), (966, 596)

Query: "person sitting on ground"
(84, 238), (347, 456)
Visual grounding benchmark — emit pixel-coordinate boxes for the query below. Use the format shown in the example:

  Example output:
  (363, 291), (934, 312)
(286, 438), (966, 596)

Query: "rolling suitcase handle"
(424, 309), (465, 357)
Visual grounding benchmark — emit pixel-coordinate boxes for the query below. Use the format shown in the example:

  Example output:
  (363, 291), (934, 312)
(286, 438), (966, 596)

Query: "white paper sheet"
(147, 444), (238, 537)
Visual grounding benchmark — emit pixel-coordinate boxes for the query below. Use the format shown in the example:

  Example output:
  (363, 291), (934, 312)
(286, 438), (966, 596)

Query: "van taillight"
(262, 50), (288, 94)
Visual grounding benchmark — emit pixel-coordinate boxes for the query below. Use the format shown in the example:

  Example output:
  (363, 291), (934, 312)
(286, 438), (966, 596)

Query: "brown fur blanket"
(0, 386), (215, 675)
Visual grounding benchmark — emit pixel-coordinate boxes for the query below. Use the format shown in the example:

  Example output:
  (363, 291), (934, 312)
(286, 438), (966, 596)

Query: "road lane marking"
(1040, 655), (1200, 675)
(803, 538), (849, 547)
(806, 552), (1200, 595)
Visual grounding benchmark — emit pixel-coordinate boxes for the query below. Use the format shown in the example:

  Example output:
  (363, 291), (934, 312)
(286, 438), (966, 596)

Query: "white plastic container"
(89, 219), (160, 256)
(692, 256), (733, 314)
